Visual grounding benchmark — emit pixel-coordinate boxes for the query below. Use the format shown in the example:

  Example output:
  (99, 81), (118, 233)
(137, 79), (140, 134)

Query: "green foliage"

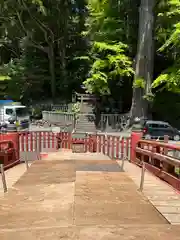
(133, 78), (145, 89)
(154, 0), (180, 93)
(0, 0), (139, 114)
(31, 106), (42, 119)
(0, 59), (25, 100)
(153, 63), (180, 93)
(1, 0), (180, 125)
(80, 0), (134, 96)
(0, 76), (10, 81)
(143, 93), (155, 102)
(72, 102), (81, 114)
(85, 0), (139, 50)
(83, 41), (133, 95)
(0, 0), (88, 101)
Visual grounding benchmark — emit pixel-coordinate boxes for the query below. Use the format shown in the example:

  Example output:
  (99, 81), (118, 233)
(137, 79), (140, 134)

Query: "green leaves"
(159, 22), (180, 50)
(0, 0), (88, 101)
(80, 0), (137, 97)
(93, 41), (127, 53)
(133, 78), (145, 89)
(31, 0), (47, 15)
(82, 40), (133, 95)
(92, 59), (108, 70)
(155, 0), (180, 93)
(84, 71), (109, 95)
(153, 63), (180, 93)
(0, 76), (10, 81)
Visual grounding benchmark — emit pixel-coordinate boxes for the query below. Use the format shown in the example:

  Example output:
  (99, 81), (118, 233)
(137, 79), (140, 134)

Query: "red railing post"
(56, 132), (61, 150)
(111, 136), (115, 159)
(126, 138), (130, 160)
(38, 132), (42, 152)
(3, 132), (20, 163)
(130, 131), (143, 163)
(0, 138), (19, 170)
(85, 135), (88, 152)
(43, 132), (46, 149)
(91, 134), (97, 152)
(47, 131), (50, 149)
(68, 132), (71, 149)
(98, 135), (101, 153)
(116, 137), (120, 159)
(88, 134), (94, 152)
(102, 135), (105, 154)
(121, 137), (124, 159)
(107, 136), (110, 157)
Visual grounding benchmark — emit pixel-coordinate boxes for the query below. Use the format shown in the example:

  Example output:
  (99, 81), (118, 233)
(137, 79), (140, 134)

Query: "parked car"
(142, 120), (180, 141)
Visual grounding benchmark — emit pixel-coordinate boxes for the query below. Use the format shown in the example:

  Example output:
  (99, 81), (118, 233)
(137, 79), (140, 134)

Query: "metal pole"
(121, 157), (125, 171)
(139, 161), (145, 191)
(0, 164), (7, 193)
(25, 153), (29, 170)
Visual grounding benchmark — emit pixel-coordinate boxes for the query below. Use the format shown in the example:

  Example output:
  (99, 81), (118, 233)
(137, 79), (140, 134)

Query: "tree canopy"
(0, 0), (180, 125)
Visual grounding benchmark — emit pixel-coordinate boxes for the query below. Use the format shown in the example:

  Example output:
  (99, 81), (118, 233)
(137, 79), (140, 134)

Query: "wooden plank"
(121, 161), (180, 224)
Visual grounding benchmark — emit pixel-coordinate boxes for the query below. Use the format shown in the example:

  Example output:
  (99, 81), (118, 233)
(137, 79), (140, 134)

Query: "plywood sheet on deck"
(74, 171), (168, 225)
(43, 151), (110, 161)
(0, 157), (176, 239)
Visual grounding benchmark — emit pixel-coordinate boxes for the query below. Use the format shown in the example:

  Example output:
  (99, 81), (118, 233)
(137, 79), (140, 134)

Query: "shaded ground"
(0, 154), (180, 239)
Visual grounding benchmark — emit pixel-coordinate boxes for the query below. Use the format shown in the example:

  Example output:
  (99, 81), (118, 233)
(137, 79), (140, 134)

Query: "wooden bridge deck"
(0, 152), (180, 239)
(122, 161), (180, 224)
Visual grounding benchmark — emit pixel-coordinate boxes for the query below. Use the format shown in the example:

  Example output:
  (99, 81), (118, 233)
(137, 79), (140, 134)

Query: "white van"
(0, 103), (30, 129)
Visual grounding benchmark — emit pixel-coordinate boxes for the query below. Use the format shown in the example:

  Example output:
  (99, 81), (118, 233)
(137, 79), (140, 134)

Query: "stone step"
(76, 124), (95, 127)
(77, 125), (95, 127)
(76, 123), (95, 125)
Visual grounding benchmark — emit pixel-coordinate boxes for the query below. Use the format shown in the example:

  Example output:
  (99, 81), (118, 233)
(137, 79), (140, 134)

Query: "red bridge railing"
(18, 132), (130, 160)
(1, 130), (180, 192)
(133, 136), (180, 191)
(0, 139), (20, 170)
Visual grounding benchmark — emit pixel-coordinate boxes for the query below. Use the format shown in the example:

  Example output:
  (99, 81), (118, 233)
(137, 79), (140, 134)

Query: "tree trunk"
(129, 0), (155, 125)
(59, 38), (67, 90)
(48, 44), (56, 101)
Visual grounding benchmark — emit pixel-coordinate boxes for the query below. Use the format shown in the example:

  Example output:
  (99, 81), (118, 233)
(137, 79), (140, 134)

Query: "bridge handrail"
(135, 139), (180, 191)
(0, 140), (14, 149)
(136, 147), (180, 167)
(138, 139), (180, 151)
(0, 139), (18, 193)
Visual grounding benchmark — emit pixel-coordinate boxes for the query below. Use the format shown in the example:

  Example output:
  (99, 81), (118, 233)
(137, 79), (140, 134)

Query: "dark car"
(142, 120), (180, 141)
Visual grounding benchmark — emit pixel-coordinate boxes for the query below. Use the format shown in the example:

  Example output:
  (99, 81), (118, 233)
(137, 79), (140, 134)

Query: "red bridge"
(0, 131), (180, 239)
